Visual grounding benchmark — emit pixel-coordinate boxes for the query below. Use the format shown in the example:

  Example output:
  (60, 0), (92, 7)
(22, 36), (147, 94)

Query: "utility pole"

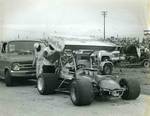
(102, 11), (107, 40)
(17, 34), (20, 39)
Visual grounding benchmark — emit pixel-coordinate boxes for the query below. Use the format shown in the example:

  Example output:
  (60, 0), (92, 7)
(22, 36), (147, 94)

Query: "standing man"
(32, 42), (43, 78)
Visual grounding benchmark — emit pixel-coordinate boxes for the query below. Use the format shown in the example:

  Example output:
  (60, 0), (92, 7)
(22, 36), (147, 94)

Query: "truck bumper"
(112, 56), (125, 61)
(10, 70), (36, 78)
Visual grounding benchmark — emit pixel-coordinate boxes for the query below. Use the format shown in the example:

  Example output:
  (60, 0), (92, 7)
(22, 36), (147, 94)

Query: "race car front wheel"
(37, 73), (58, 95)
(70, 78), (94, 106)
(119, 78), (140, 100)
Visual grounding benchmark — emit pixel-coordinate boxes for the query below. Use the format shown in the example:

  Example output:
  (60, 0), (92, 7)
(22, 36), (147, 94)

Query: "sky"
(0, 0), (150, 40)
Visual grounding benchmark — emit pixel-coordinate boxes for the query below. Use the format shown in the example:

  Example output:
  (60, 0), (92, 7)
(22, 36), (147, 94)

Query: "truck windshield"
(8, 41), (37, 54)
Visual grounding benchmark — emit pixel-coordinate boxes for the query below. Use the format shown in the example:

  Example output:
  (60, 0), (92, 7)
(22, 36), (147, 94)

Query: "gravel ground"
(0, 67), (150, 116)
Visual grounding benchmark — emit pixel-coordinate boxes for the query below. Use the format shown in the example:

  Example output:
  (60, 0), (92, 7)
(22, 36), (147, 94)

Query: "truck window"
(1, 43), (7, 53)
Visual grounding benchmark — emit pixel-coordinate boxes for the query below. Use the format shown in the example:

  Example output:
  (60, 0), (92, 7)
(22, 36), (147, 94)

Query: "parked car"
(122, 44), (150, 68)
(94, 50), (125, 63)
(0, 39), (39, 86)
(36, 40), (140, 106)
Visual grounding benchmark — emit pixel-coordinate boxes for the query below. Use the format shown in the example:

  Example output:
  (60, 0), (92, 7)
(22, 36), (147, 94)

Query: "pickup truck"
(0, 39), (38, 86)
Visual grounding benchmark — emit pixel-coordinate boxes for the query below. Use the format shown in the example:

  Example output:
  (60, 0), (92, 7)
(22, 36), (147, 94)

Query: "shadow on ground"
(0, 78), (36, 87)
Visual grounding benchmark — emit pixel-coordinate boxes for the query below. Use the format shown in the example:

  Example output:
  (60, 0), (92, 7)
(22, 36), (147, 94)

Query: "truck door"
(0, 42), (7, 78)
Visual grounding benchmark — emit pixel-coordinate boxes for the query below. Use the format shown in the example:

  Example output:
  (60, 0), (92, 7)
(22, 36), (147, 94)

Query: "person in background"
(32, 43), (43, 79)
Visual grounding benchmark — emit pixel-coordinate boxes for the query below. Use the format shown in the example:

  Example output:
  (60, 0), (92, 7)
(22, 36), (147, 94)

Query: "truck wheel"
(119, 78), (140, 100)
(102, 63), (113, 75)
(5, 71), (13, 86)
(143, 60), (150, 68)
(37, 73), (58, 95)
(70, 78), (94, 106)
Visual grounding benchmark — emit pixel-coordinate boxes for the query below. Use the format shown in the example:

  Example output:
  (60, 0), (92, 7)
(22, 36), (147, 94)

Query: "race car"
(36, 44), (140, 106)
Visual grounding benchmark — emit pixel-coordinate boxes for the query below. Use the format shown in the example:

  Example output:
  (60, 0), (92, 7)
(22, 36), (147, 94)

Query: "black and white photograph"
(0, 0), (150, 116)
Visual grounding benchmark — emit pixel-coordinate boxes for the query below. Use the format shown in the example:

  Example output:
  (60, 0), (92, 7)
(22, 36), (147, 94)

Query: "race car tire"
(119, 78), (140, 100)
(101, 63), (113, 75)
(70, 78), (94, 106)
(37, 73), (58, 95)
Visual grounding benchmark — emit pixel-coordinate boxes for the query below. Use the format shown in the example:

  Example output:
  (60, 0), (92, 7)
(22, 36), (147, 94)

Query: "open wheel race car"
(36, 48), (141, 106)
(121, 44), (150, 68)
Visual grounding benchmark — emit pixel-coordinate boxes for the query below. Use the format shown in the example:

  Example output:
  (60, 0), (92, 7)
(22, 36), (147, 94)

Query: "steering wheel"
(76, 64), (86, 70)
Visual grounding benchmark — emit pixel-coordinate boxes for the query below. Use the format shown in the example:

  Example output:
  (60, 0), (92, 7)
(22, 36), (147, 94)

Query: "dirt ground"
(113, 67), (150, 95)
(0, 79), (148, 116)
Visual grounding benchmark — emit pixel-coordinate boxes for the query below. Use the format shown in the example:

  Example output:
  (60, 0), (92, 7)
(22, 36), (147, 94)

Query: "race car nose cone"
(112, 90), (120, 97)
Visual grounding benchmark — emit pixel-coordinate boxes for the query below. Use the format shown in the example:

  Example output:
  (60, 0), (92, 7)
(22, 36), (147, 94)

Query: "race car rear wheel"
(101, 63), (113, 75)
(37, 73), (58, 95)
(119, 78), (140, 100)
(70, 78), (94, 106)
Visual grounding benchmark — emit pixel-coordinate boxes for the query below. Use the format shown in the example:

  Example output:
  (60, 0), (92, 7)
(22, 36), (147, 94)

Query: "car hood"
(6, 54), (33, 63)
